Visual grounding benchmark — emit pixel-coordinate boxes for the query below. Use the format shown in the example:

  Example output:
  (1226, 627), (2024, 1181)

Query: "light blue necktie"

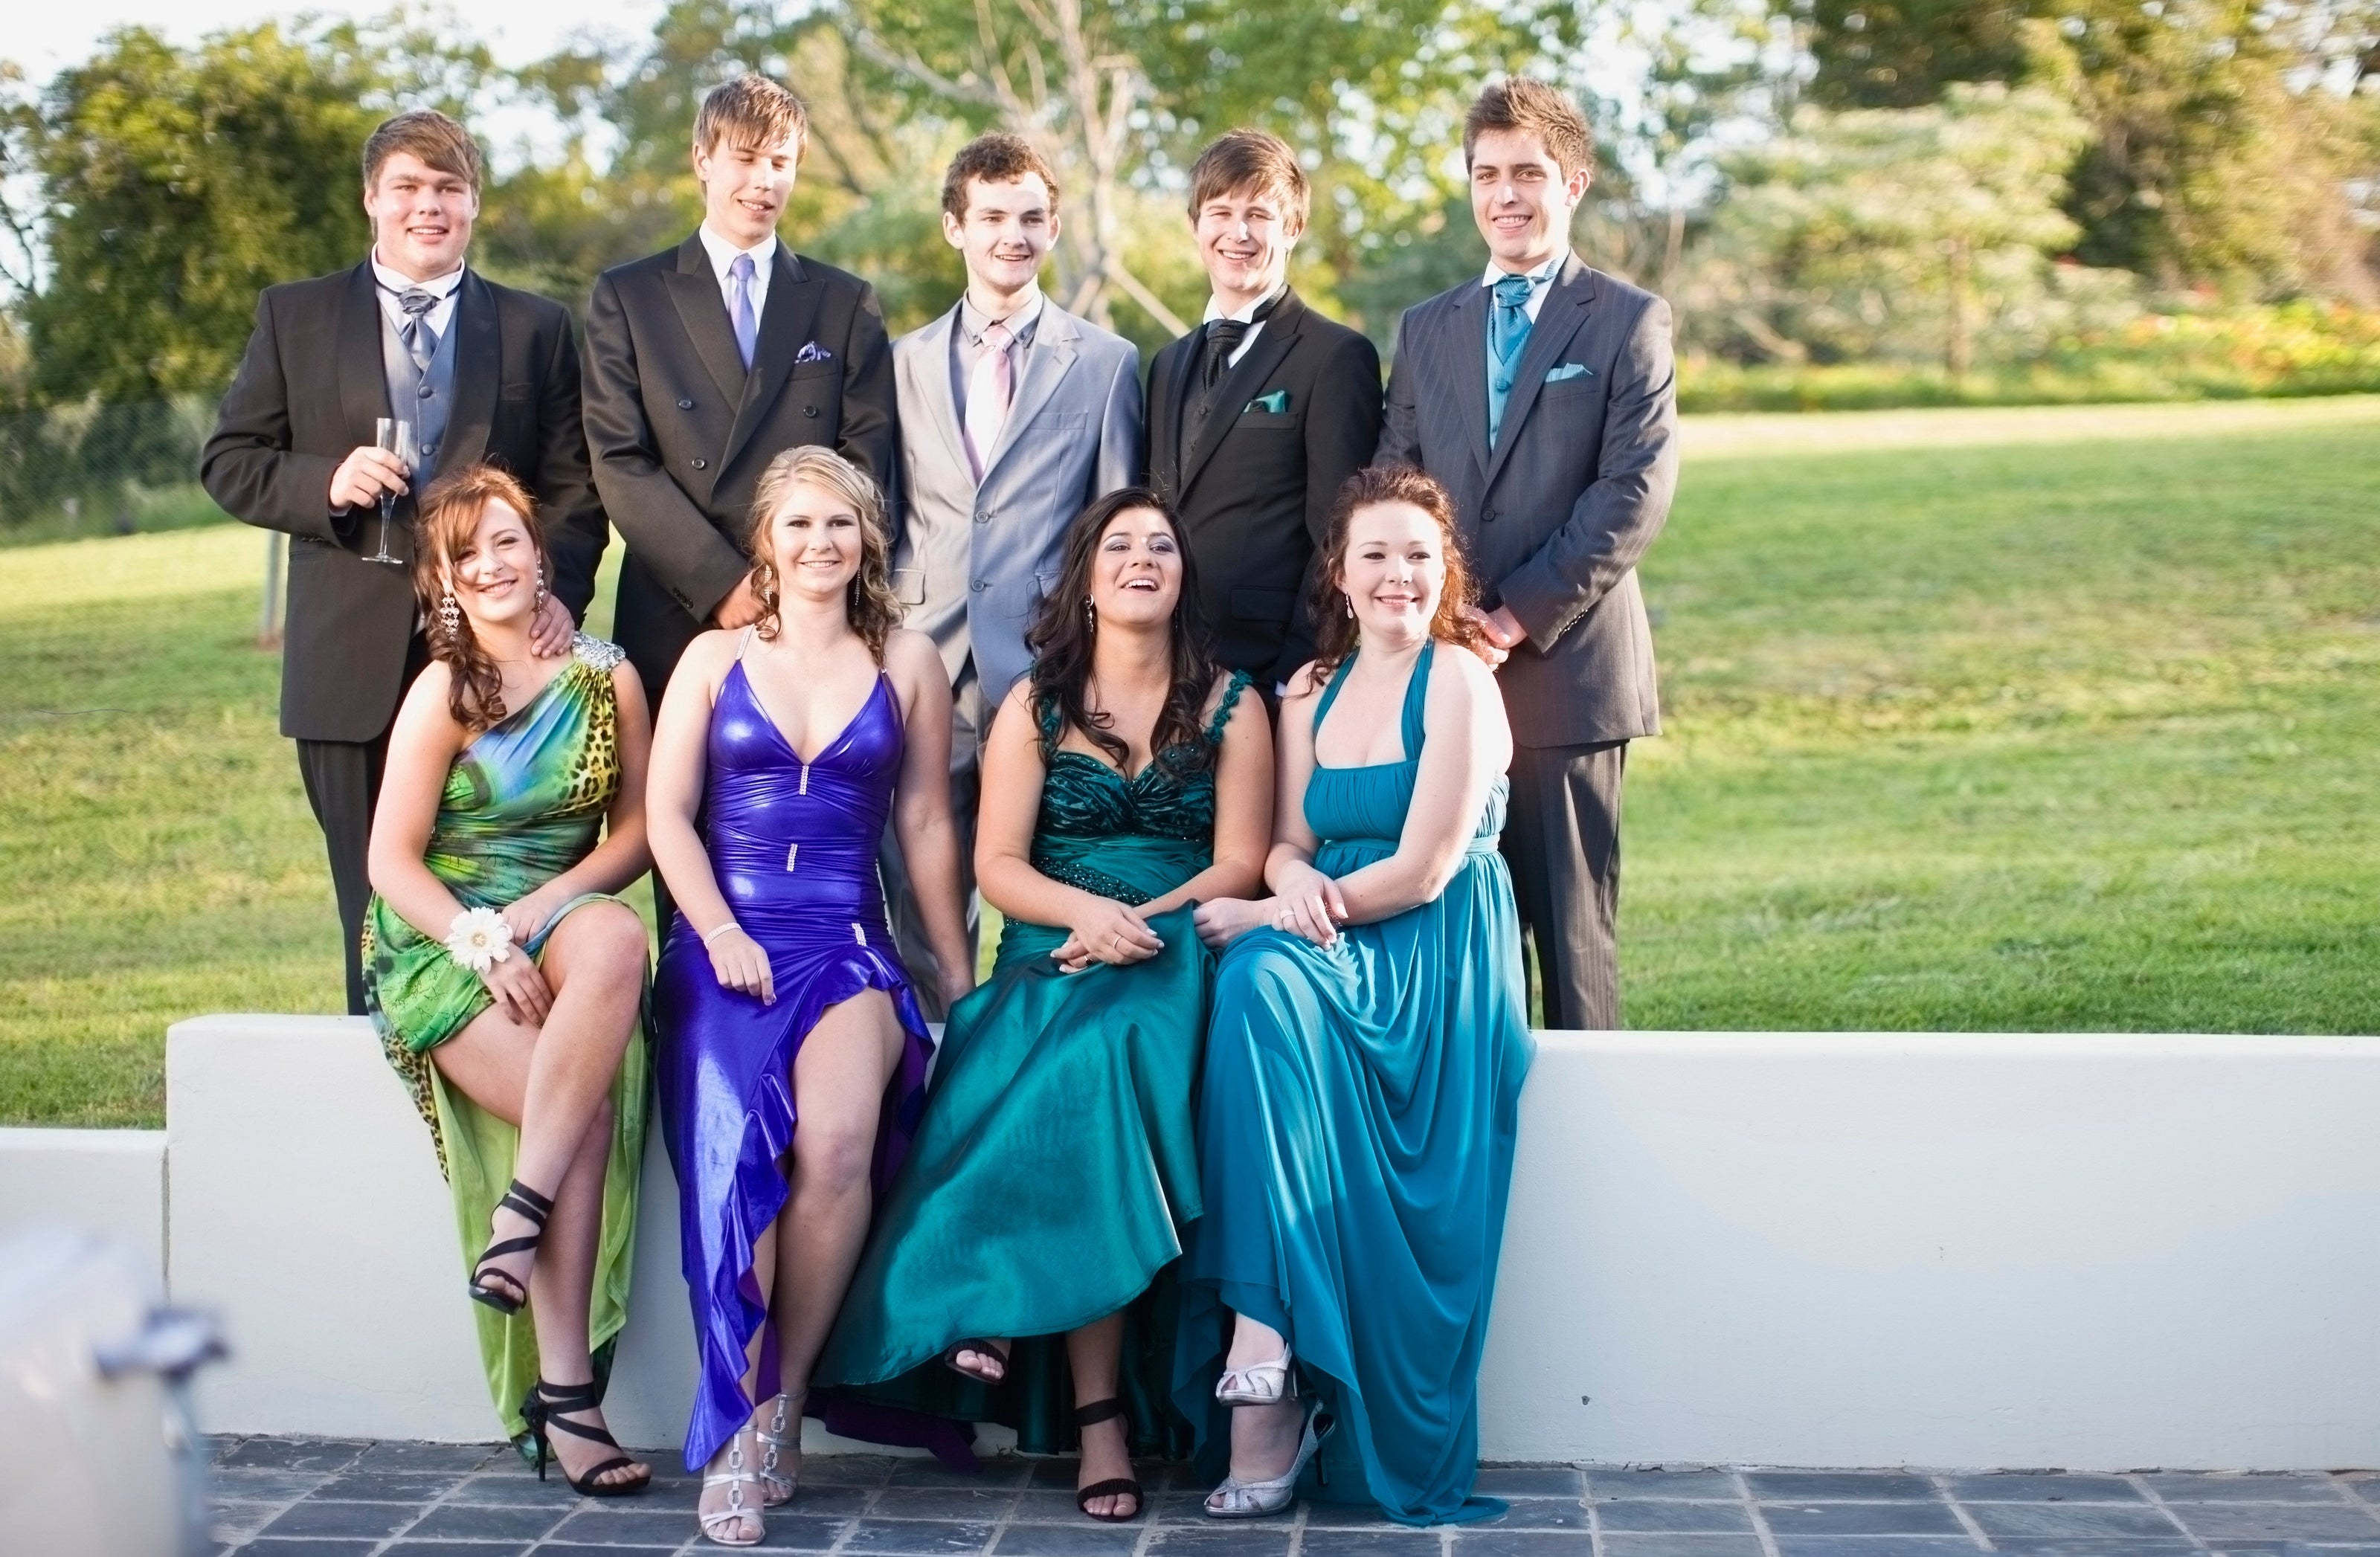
(727, 252), (759, 371)
(396, 288), (440, 374)
(1487, 272), (1537, 446)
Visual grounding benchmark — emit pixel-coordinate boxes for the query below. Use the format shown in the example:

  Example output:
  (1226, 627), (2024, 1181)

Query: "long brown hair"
(1025, 488), (1219, 773)
(1306, 464), (1487, 681)
(414, 462), (552, 732)
(745, 446), (904, 664)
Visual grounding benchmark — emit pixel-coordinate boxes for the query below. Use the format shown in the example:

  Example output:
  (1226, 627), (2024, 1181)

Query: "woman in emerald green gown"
(815, 489), (1273, 1521)
(363, 464), (654, 1495)
(1176, 465), (1533, 1526)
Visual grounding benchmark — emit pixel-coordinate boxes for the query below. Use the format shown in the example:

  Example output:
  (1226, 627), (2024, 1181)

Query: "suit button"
(677, 398), (695, 410)
(1482, 506), (1498, 523)
(971, 579), (988, 592)
(803, 406), (820, 419)
(974, 510), (991, 524)
(417, 384), (434, 399)
(691, 457), (708, 470)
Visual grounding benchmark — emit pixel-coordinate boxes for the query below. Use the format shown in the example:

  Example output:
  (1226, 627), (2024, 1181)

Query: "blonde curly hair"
(745, 446), (904, 664)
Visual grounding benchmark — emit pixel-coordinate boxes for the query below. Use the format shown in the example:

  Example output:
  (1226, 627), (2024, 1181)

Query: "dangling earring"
(438, 591), (461, 639)
(533, 561), (549, 614)
(1084, 596), (1096, 628)
(1343, 595), (1354, 619)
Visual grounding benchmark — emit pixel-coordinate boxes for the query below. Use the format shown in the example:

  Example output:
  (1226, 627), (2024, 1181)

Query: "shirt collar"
(958, 285), (1043, 344)
(370, 252), (464, 297)
(698, 225), (779, 280)
(1203, 282), (1288, 325)
(1481, 254), (1564, 291)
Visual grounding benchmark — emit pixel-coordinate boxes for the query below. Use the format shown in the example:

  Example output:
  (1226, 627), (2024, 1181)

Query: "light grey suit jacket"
(1379, 253), (1678, 749)
(890, 298), (1143, 704)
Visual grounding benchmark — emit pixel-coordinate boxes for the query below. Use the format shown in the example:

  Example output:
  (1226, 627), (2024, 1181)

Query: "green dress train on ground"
(361, 633), (649, 1442)
(813, 673), (1252, 1457)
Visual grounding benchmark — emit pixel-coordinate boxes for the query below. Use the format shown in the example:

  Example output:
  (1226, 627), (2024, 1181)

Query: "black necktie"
(1203, 291), (1282, 389)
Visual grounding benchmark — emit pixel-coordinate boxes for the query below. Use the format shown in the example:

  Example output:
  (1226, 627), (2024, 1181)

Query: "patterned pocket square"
(1545, 362), (1592, 383)
(1244, 390), (1290, 414)
(794, 341), (834, 365)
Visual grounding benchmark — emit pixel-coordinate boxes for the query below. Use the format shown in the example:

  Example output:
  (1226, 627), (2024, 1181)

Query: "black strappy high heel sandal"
(469, 1179), (552, 1315)
(521, 1377), (651, 1497)
(1072, 1398), (1142, 1523)
(939, 1337), (1009, 1383)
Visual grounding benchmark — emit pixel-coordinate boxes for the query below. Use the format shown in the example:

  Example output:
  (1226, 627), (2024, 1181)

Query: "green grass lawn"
(2, 397), (2373, 1127)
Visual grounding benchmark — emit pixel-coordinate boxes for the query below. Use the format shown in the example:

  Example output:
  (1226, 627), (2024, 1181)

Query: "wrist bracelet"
(701, 920), (744, 947)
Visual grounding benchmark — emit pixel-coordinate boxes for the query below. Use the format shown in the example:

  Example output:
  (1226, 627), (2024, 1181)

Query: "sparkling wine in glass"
(367, 418), (418, 566)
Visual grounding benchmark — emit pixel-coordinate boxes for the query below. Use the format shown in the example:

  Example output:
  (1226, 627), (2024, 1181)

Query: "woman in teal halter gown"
(817, 489), (1274, 1522)
(1177, 465), (1534, 1527)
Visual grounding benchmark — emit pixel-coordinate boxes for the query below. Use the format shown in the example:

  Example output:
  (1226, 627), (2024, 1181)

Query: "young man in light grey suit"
(883, 132), (1143, 1010)
(1378, 79), (1679, 1031)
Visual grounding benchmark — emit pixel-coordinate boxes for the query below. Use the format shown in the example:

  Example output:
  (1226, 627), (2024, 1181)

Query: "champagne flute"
(366, 418), (418, 567)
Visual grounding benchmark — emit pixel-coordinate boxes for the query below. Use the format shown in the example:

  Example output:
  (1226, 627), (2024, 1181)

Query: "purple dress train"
(654, 657), (935, 1473)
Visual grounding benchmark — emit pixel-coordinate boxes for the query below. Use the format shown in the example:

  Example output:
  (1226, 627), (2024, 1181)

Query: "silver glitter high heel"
(1203, 1403), (1331, 1519)
(1215, 1347), (1296, 1407)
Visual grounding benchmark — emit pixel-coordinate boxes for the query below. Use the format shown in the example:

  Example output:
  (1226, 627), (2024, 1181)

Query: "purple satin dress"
(654, 660), (935, 1473)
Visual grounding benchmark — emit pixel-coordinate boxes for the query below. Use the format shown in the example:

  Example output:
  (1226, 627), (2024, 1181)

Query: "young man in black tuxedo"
(202, 110), (605, 1015)
(1145, 129), (1381, 692)
(582, 73), (895, 714)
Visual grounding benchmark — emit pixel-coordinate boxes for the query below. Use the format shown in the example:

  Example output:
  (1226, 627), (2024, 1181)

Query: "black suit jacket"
(202, 262), (606, 744)
(1146, 289), (1382, 687)
(583, 233), (895, 698)
(1378, 254), (1678, 748)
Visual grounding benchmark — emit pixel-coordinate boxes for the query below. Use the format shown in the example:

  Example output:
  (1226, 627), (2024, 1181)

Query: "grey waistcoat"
(379, 288), (460, 470)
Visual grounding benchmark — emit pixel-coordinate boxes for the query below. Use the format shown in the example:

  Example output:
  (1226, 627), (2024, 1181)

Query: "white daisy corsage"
(445, 906), (515, 974)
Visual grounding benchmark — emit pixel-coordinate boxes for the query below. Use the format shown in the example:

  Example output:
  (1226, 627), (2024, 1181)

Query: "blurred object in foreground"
(0, 1229), (223, 1556)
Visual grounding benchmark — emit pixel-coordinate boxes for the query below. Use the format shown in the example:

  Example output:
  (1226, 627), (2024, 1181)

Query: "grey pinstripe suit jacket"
(1378, 253), (1678, 749)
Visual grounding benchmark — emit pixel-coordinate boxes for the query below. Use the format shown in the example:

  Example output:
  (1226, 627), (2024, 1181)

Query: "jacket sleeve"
(1095, 341), (1145, 499)
(581, 269), (750, 623)
(199, 288), (348, 544)
(1374, 305), (1425, 470)
(1495, 294), (1680, 653)
(530, 311), (606, 622)
(837, 280), (898, 493)
(1272, 329), (1383, 688)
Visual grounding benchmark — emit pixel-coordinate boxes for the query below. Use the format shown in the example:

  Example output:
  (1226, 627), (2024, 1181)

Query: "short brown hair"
(1307, 465), (1486, 678)
(1463, 77), (1595, 181)
(695, 74), (808, 162)
(941, 133), (1061, 220)
(1187, 129), (1310, 232)
(361, 110), (483, 196)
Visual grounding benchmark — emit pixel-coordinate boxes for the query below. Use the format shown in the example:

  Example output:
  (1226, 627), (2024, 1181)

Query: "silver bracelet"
(701, 920), (744, 947)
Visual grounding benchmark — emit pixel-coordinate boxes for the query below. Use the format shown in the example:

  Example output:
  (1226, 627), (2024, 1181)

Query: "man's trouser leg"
(1500, 739), (1628, 1031)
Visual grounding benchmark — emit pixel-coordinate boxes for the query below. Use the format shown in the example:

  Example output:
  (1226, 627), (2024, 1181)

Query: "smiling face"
(695, 133), (800, 250)
(443, 497), (541, 633)
(1337, 500), (1446, 645)
(765, 478), (864, 604)
(1194, 181), (1300, 312)
(365, 152), (477, 282)
(945, 173), (1058, 298)
(1088, 506), (1184, 631)
(1467, 127), (1589, 274)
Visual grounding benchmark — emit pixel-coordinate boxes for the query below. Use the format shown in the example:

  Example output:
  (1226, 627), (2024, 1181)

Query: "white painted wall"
(0, 1125), (166, 1283)
(157, 1017), (2380, 1467)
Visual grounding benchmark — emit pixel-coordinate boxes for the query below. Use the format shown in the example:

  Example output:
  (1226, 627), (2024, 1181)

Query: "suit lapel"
(913, 304), (971, 480)
(1484, 254), (1598, 491)
(335, 262), (390, 454)
(1444, 282), (1493, 481)
(724, 245), (820, 472)
(664, 233), (748, 407)
(982, 305), (1078, 478)
(1180, 292), (1306, 500)
(435, 271), (499, 479)
(1155, 327), (1199, 493)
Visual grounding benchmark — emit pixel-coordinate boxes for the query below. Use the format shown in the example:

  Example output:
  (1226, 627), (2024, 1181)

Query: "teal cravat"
(1486, 273), (1537, 446)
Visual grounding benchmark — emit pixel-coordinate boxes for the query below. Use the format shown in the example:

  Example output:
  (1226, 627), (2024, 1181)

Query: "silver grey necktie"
(397, 288), (440, 374)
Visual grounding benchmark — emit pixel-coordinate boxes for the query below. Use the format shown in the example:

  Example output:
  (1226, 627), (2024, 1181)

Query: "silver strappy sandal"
(1205, 1403), (1331, 1518)
(1215, 1347), (1296, 1406)
(755, 1391), (800, 1507)
(699, 1427), (765, 1547)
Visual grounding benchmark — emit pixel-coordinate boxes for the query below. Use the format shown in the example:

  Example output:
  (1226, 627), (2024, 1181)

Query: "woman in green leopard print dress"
(361, 464), (653, 1493)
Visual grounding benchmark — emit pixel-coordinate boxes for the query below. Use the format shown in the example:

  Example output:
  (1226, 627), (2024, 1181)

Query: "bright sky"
(6, 0), (665, 75)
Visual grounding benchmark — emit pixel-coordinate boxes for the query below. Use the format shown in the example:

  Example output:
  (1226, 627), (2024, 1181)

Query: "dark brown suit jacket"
(201, 262), (605, 743)
(583, 233), (895, 700)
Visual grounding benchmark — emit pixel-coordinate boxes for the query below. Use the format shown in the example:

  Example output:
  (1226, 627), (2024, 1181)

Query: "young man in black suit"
(1145, 129), (1381, 692)
(582, 73), (895, 713)
(1377, 80), (1679, 1031)
(202, 110), (606, 1015)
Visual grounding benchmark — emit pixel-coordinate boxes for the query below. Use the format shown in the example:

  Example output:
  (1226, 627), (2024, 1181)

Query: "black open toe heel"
(469, 1180), (552, 1315)
(1072, 1398), (1142, 1523)
(939, 1337), (1009, 1383)
(522, 1377), (650, 1497)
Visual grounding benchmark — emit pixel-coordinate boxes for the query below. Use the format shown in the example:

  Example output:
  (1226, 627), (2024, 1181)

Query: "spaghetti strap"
(1399, 641), (1437, 759)
(734, 625), (757, 660)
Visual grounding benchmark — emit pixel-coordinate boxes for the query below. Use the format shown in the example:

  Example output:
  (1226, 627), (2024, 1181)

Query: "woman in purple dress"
(648, 447), (974, 1547)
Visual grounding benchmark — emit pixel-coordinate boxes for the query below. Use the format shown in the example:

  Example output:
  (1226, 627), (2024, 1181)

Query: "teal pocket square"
(1546, 363), (1592, 383)
(1244, 390), (1290, 414)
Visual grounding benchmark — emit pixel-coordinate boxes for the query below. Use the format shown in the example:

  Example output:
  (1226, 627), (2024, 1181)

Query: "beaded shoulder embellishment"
(572, 633), (630, 672)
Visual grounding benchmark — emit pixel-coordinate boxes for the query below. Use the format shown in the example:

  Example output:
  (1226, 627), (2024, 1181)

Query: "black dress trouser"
(1500, 739), (1629, 1031)
(295, 632), (428, 1017)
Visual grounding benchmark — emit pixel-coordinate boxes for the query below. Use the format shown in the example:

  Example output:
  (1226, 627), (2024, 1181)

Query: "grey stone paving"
(202, 1437), (2380, 1557)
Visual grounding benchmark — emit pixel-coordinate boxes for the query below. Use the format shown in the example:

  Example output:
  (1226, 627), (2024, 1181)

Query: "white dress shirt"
(699, 226), (779, 318)
(1479, 254), (1563, 325)
(370, 253), (463, 338)
(1201, 283), (1287, 369)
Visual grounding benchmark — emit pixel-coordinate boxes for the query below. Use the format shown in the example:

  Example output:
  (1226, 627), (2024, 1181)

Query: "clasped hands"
(1191, 863), (1348, 953)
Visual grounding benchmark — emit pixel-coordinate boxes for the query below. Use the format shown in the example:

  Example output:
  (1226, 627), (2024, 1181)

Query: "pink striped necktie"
(964, 320), (1014, 483)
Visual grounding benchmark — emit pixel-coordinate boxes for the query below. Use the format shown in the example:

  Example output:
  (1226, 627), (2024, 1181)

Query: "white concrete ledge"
(0, 1124), (166, 1284)
(120, 1019), (2380, 1466)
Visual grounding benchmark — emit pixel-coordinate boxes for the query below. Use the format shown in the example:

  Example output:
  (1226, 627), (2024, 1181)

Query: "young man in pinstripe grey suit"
(1377, 79), (1679, 1029)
